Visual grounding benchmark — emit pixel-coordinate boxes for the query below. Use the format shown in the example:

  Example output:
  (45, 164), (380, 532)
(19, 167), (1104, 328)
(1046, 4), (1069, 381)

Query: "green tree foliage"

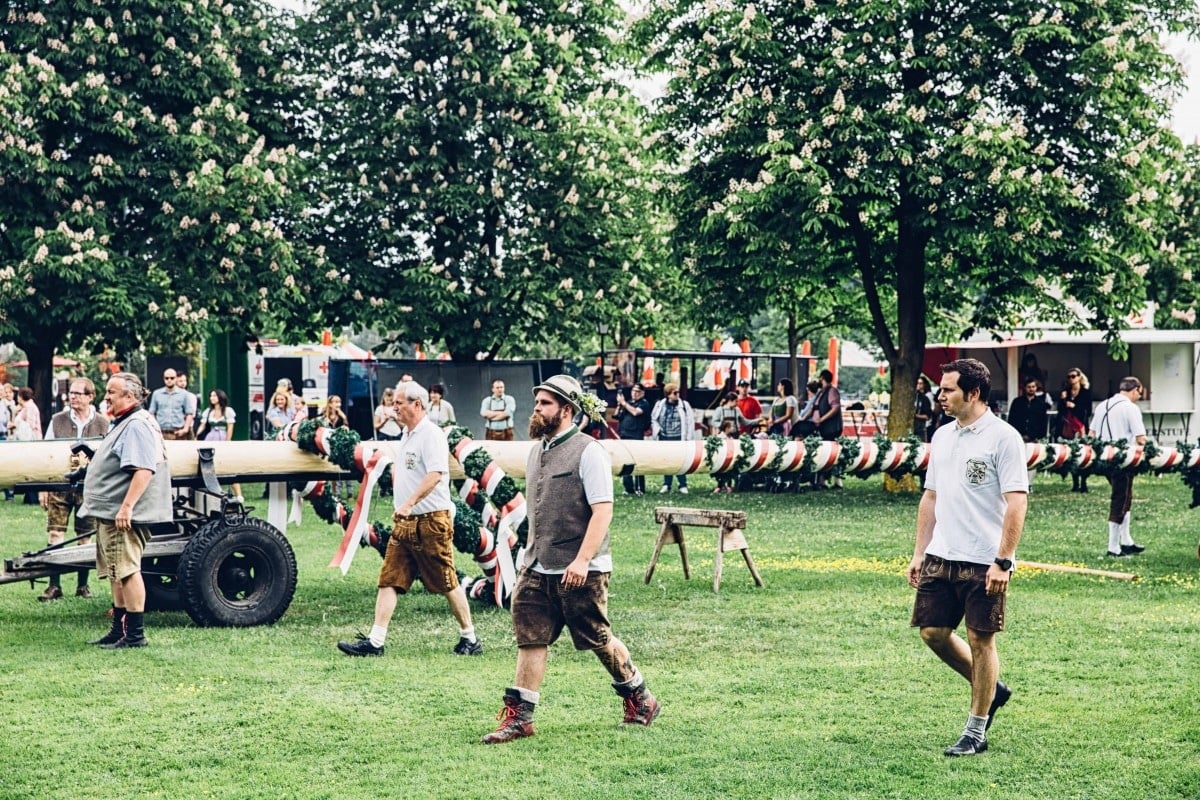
(0, 0), (308, 414)
(292, 0), (673, 361)
(634, 0), (1199, 435)
(1151, 143), (1200, 328)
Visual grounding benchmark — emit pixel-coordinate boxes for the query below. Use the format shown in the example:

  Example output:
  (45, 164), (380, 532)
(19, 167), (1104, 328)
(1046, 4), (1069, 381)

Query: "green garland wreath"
(443, 425), (527, 546)
(703, 435), (726, 472)
(765, 434), (790, 473)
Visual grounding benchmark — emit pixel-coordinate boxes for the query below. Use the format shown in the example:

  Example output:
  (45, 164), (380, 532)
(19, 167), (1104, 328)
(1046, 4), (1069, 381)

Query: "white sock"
(368, 624), (387, 648)
(1120, 512), (1134, 546)
(459, 626), (476, 643)
(1108, 522), (1122, 554)
(514, 686), (540, 704)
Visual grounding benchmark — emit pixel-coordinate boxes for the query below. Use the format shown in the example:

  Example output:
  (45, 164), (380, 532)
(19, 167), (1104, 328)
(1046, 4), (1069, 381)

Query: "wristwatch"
(993, 557), (1014, 572)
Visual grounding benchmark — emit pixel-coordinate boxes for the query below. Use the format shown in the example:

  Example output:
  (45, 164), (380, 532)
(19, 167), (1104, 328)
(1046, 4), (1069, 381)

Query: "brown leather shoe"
(38, 585), (63, 602)
(75, 585), (94, 599)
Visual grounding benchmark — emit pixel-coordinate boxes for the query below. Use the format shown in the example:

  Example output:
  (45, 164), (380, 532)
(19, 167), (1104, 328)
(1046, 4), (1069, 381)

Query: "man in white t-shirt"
(907, 358), (1028, 757)
(1088, 376), (1147, 557)
(336, 381), (481, 658)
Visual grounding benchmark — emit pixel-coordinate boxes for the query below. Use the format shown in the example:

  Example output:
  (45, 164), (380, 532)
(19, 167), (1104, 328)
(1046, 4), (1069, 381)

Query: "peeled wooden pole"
(0, 437), (1193, 488)
(1017, 561), (1138, 581)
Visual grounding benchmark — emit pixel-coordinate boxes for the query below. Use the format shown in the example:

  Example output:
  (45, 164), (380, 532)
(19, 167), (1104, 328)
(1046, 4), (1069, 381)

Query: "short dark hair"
(819, 369), (834, 383)
(940, 358), (991, 401)
(430, 383), (445, 395)
(1118, 376), (1142, 393)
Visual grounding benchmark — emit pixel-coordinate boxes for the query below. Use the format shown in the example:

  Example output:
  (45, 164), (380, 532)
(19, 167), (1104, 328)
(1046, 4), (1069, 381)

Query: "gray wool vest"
(524, 430), (610, 571)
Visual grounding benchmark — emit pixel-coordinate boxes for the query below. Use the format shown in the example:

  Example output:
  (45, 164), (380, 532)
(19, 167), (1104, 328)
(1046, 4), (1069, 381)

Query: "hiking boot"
(1120, 543), (1145, 555)
(944, 733), (987, 756)
(482, 689), (535, 744)
(452, 637), (483, 656)
(88, 609), (126, 645)
(101, 634), (148, 649)
(986, 681), (1011, 731)
(616, 682), (661, 726)
(75, 585), (94, 599)
(337, 633), (384, 657)
(38, 585), (63, 602)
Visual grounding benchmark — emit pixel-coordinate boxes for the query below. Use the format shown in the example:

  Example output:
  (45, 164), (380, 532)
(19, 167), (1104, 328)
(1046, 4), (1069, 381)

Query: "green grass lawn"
(0, 472), (1197, 800)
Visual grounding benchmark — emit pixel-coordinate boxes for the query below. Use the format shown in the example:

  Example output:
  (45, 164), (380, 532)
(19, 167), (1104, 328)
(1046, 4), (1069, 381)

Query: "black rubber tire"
(177, 517), (297, 627)
(141, 555), (184, 612)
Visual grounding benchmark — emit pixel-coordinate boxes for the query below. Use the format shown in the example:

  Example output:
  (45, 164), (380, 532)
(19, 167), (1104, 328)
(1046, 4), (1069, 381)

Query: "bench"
(644, 507), (764, 592)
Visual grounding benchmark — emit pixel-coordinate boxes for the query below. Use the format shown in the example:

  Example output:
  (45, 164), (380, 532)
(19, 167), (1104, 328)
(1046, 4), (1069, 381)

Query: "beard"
(528, 411), (561, 439)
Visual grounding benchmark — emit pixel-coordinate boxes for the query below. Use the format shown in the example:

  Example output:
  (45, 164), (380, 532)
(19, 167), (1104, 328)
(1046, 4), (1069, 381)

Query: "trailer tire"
(141, 555), (184, 612)
(177, 517), (297, 627)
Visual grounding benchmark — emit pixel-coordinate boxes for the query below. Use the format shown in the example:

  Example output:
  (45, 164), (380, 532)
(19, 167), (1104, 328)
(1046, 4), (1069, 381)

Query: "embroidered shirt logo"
(964, 458), (988, 485)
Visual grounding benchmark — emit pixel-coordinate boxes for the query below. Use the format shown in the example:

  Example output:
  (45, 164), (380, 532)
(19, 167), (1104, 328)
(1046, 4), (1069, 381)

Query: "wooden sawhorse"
(644, 507), (764, 592)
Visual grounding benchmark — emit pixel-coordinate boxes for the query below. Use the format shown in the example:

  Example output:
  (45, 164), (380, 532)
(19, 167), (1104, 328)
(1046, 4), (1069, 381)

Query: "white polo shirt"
(1089, 393), (1145, 445)
(925, 410), (1028, 565)
(393, 416), (453, 515)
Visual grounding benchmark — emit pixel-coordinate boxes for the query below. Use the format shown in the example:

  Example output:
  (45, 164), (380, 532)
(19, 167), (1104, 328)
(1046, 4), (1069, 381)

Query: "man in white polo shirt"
(336, 381), (481, 658)
(1088, 376), (1147, 557)
(907, 358), (1028, 757)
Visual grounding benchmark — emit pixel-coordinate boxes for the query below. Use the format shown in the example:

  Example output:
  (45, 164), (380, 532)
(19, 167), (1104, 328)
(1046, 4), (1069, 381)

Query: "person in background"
(1056, 368), (1092, 493)
(907, 358), (1027, 757)
(13, 387), (43, 503)
(320, 394), (349, 428)
(766, 379), (798, 436)
(80, 373), (173, 649)
(13, 386), (43, 442)
(813, 370), (844, 489)
(614, 384), (652, 496)
(1005, 377), (1048, 491)
(914, 376), (935, 442)
(374, 387), (403, 441)
(651, 383), (697, 494)
(1089, 377), (1147, 558)
(427, 384), (456, 428)
(264, 391), (295, 440)
(196, 388), (243, 504)
(734, 380), (763, 434)
(792, 381), (821, 439)
(713, 419), (738, 494)
(176, 373), (201, 435)
(480, 379), (516, 440)
(148, 368), (196, 440)
(337, 381), (481, 658)
(0, 383), (11, 500)
(38, 377), (110, 601)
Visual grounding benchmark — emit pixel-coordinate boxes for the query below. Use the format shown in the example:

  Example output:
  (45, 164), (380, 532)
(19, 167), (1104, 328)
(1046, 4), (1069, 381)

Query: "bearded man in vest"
(483, 375), (660, 744)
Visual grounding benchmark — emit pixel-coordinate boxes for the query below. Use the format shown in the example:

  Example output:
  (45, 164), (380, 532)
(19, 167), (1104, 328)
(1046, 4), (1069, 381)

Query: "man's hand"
(985, 564), (1012, 595)
(116, 503), (134, 531)
(907, 555), (924, 589)
(561, 556), (590, 589)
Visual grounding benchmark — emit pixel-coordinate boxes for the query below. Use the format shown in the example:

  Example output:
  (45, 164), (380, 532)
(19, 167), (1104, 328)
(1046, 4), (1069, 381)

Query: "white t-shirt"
(392, 416), (453, 515)
(1089, 393), (1146, 445)
(925, 410), (1028, 565)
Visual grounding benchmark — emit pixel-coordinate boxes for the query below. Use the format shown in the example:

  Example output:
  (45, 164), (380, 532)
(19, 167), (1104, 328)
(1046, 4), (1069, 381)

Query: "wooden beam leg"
(675, 524), (690, 580)
(644, 519), (673, 584)
(741, 547), (764, 587)
(713, 526), (726, 593)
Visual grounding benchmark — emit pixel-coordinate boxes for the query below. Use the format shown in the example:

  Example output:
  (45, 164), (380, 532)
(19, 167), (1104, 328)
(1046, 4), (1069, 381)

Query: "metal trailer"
(0, 447), (348, 627)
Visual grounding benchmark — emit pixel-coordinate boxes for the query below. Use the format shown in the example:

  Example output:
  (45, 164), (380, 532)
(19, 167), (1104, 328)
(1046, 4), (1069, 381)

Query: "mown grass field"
(0, 470), (1197, 800)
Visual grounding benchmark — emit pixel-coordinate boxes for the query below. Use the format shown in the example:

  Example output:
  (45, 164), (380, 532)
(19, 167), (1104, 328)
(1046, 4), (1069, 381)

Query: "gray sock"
(964, 713), (988, 740)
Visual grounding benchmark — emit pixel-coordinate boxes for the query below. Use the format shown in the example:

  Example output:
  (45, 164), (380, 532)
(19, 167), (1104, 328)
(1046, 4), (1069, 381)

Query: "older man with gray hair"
(337, 381), (482, 658)
(80, 372), (173, 648)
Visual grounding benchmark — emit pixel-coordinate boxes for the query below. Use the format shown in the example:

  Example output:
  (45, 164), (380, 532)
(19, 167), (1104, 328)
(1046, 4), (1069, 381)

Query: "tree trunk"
(787, 311), (800, 390)
(21, 340), (56, 428)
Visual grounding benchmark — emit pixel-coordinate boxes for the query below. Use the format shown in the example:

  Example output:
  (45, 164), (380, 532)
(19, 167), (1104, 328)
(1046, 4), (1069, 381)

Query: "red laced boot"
(617, 682), (661, 726)
(482, 689), (535, 744)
